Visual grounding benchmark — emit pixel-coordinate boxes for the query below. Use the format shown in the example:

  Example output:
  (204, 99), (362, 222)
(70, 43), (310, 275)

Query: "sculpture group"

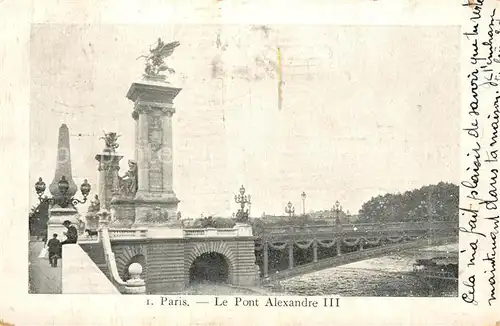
(100, 131), (120, 152)
(138, 38), (180, 78)
(118, 160), (138, 197)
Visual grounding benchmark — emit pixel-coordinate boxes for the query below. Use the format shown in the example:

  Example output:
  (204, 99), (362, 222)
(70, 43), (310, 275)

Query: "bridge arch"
(115, 245), (147, 281)
(185, 242), (236, 284)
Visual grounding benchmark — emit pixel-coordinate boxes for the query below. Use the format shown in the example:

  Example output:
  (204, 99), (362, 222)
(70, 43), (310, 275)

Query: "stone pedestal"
(47, 207), (80, 240)
(95, 149), (138, 228)
(234, 223), (253, 236)
(85, 213), (100, 231)
(126, 78), (182, 227)
(109, 198), (135, 227)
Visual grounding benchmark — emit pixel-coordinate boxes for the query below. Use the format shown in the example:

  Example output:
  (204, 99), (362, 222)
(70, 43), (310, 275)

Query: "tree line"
(357, 182), (459, 223)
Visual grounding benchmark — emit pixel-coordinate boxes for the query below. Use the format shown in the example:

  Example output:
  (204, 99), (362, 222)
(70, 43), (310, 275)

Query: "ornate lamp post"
(34, 176), (91, 208)
(234, 185), (251, 222)
(301, 191), (307, 215)
(285, 201), (295, 218)
(331, 200), (342, 225)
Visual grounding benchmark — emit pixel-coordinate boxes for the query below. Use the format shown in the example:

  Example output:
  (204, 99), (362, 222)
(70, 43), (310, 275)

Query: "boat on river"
(412, 254), (458, 281)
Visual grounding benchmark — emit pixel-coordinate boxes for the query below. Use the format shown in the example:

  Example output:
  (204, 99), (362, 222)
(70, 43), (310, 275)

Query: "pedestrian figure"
(47, 233), (61, 267)
(59, 220), (78, 259)
(61, 220), (78, 245)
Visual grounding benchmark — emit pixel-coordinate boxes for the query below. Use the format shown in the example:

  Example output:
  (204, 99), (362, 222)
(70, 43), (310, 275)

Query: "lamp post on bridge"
(331, 200), (342, 225)
(285, 201), (295, 218)
(301, 191), (307, 216)
(35, 176), (91, 208)
(234, 185), (251, 223)
(34, 176), (91, 238)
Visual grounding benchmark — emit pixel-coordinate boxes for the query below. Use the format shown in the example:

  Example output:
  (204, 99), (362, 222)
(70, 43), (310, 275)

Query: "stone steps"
(79, 243), (109, 278)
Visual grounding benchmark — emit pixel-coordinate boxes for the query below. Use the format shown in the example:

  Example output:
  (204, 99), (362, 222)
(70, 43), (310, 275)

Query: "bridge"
(253, 221), (457, 281)
(31, 44), (460, 296)
(75, 220), (457, 294)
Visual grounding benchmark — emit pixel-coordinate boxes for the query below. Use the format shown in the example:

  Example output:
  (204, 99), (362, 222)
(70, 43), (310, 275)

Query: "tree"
(28, 201), (49, 237)
(358, 182), (459, 223)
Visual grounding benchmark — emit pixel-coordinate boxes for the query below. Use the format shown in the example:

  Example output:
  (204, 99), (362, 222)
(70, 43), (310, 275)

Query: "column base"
(110, 193), (182, 227)
(110, 199), (136, 228)
(47, 207), (81, 241)
(134, 196), (180, 226)
(134, 191), (180, 203)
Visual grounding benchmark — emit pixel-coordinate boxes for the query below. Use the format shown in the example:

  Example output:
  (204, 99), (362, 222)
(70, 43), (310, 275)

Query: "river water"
(184, 244), (458, 297)
(272, 244), (458, 297)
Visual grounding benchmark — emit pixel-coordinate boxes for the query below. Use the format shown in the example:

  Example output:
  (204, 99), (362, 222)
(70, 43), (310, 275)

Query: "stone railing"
(108, 228), (148, 239)
(262, 235), (458, 282)
(258, 221), (457, 237)
(183, 227), (238, 237)
(101, 221), (455, 240)
(104, 223), (253, 240)
(100, 219), (146, 294)
(184, 223), (253, 238)
(62, 243), (119, 294)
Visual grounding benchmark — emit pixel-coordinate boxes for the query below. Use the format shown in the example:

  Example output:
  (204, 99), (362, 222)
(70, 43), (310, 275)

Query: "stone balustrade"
(183, 224), (253, 238)
(183, 228), (238, 237)
(108, 228), (148, 239)
(104, 223), (254, 240)
(182, 229), (206, 236)
(258, 221), (456, 237)
(100, 227), (146, 294)
(102, 221), (455, 241)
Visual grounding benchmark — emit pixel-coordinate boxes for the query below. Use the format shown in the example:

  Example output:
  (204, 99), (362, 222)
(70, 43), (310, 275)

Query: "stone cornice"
(95, 153), (123, 171)
(126, 81), (182, 104)
(132, 102), (176, 117)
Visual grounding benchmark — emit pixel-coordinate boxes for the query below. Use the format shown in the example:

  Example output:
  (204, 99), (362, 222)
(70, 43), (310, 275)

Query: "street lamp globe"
(35, 177), (46, 196)
(301, 191), (307, 201)
(80, 179), (91, 197)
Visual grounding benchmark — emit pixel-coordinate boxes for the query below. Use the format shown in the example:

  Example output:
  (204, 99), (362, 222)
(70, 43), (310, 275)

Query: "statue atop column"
(137, 38), (180, 79)
(118, 160), (138, 197)
(100, 131), (120, 153)
(126, 38), (182, 226)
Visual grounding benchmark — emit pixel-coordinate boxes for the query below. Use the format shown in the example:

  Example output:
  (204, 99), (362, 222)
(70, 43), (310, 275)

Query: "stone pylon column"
(95, 149), (123, 209)
(96, 138), (140, 228)
(126, 77), (182, 226)
(47, 124), (80, 239)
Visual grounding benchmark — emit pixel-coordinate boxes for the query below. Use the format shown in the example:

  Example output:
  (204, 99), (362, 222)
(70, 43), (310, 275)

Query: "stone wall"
(146, 240), (185, 293)
(111, 237), (259, 294)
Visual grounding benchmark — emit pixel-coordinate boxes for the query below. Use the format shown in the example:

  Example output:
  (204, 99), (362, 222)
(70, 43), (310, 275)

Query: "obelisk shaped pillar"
(126, 77), (182, 226)
(47, 124), (80, 240)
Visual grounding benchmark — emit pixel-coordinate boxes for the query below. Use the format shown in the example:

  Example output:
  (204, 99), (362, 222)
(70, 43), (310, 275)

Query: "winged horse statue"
(137, 38), (180, 77)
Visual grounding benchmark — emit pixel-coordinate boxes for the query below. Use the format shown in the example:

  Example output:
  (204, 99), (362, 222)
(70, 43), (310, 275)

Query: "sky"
(29, 24), (460, 218)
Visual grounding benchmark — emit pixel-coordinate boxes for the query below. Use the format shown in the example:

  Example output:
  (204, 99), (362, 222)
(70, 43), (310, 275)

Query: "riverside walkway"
(28, 240), (62, 294)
